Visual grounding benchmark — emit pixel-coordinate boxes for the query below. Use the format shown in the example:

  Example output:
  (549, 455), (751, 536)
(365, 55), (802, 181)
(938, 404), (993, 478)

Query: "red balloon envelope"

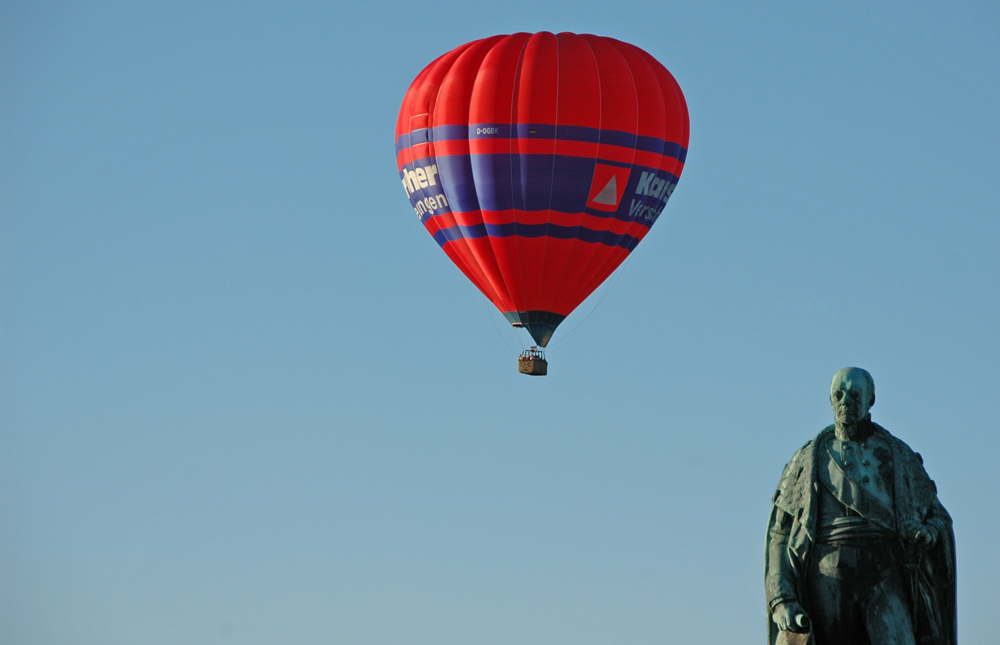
(395, 32), (689, 347)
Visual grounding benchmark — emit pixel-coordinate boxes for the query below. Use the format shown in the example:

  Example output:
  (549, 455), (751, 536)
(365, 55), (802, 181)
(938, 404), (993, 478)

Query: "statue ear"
(869, 392), (876, 407)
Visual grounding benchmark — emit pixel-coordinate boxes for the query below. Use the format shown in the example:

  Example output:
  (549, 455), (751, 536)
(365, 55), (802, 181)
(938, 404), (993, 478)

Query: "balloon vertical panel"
(547, 35), (639, 316)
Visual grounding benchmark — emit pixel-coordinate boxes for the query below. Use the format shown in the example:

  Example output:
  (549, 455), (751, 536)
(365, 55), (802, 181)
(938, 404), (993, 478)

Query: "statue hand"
(902, 519), (938, 549)
(915, 524), (938, 548)
(772, 601), (809, 633)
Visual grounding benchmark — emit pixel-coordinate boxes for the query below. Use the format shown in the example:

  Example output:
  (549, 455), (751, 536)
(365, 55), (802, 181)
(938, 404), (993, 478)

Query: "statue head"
(830, 367), (875, 427)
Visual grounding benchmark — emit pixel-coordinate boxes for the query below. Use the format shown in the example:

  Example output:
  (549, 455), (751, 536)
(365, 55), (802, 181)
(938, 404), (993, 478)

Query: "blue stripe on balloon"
(431, 223), (643, 251)
(395, 123), (687, 162)
(424, 153), (678, 215)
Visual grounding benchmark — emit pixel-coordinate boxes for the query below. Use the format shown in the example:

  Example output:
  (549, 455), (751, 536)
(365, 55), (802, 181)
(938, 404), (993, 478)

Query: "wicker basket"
(518, 356), (548, 376)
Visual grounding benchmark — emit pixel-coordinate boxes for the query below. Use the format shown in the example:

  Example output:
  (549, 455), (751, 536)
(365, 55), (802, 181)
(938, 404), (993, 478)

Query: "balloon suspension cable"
(548, 254), (634, 348)
(480, 295), (522, 356)
(517, 346), (548, 376)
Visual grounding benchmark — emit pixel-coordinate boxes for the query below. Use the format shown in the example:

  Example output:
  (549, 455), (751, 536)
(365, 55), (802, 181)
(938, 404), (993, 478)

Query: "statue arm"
(923, 491), (956, 582)
(765, 506), (798, 610)
(766, 505), (811, 633)
(924, 485), (952, 536)
(897, 445), (954, 551)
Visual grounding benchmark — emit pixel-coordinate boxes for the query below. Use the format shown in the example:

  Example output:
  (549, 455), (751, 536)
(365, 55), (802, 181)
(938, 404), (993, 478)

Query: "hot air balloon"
(395, 32), (689, 374)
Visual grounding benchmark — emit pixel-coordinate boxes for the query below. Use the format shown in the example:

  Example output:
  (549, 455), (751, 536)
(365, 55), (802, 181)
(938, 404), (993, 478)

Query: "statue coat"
(765, 423), (956, 645)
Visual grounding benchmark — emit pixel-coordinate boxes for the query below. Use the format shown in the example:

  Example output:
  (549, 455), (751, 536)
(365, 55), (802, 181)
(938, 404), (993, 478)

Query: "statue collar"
(834, 417), (876, 442)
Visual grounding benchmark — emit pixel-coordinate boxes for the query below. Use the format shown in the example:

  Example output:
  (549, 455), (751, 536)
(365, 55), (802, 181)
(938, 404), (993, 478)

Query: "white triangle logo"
(591, 175), (618, 205)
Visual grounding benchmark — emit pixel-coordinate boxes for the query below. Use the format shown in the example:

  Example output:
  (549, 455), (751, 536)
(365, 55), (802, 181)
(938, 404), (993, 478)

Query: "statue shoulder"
(772, 426), (832, 510)
(779, 426), (832, 475)
(787, 426), (832, 462)
(872, 423), (947, 514)
(872, 423), (925, 466)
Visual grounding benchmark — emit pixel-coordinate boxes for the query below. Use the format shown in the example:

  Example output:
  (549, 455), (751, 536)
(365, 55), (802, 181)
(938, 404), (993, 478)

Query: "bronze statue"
(765, 368), (956, 645)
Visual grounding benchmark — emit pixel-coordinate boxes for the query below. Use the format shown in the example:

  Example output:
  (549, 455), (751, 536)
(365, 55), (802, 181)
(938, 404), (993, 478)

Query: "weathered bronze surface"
(765, 368), (955, 645)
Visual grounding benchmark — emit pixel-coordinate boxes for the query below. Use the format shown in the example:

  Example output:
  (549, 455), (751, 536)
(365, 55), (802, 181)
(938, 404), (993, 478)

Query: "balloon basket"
(518, 347), (548, 376)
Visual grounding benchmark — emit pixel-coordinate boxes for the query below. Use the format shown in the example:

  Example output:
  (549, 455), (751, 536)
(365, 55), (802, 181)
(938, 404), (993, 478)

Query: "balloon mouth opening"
(503, 311), (566, 347)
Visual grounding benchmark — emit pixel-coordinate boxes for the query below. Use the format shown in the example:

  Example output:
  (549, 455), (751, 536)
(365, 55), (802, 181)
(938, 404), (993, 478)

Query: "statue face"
(830, 368), (873, 426)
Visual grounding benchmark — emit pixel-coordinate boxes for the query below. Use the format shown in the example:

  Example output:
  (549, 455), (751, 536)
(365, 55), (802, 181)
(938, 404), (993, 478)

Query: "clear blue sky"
(2, 1), (998, 643)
